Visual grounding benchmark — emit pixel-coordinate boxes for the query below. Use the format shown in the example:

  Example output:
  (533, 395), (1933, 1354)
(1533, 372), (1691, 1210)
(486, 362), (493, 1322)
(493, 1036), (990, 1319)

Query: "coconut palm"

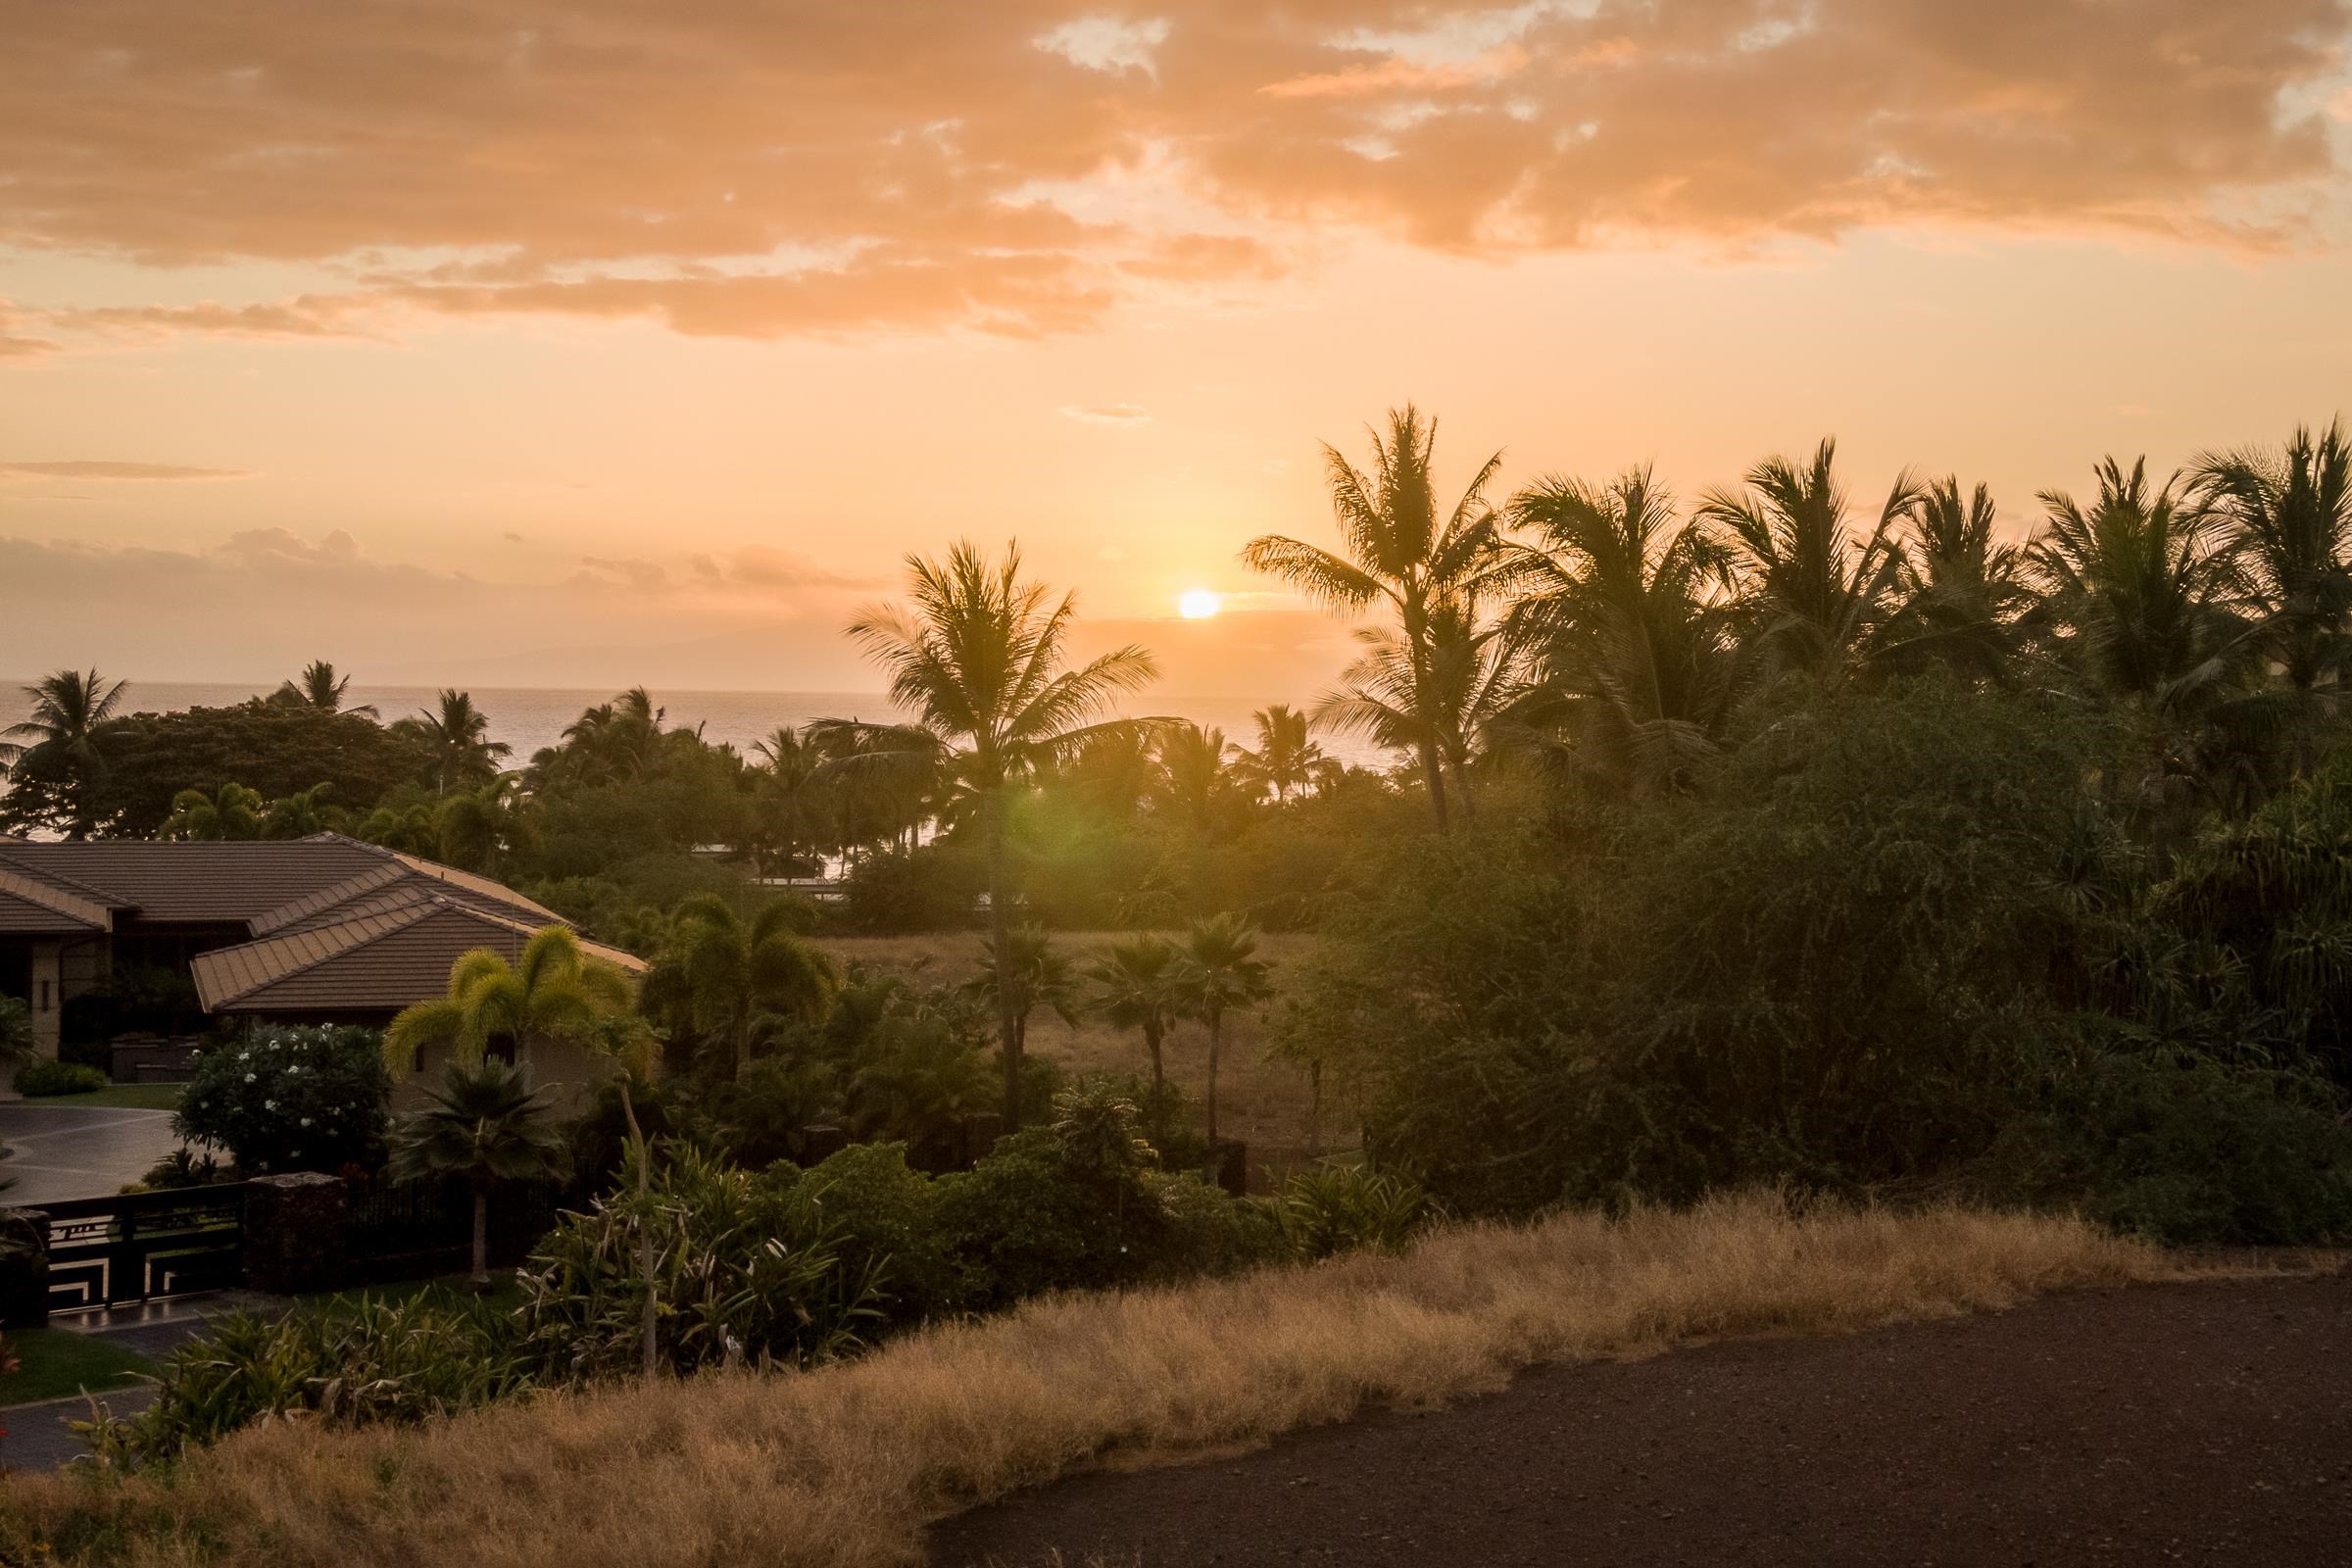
(1150, 723), (1242, 835)
(750, 726), (837, 875)
(387, 1056), (568, 1291)
(434, 777), (524, 873)
(0, 667), (129, 838)
(262, 781), (339, 839)
(1084, 933), (1186, 1102)
(1878, 475), (2031, 682)
(640, 894), (838, 1080)
(843, 540), (1156, 1127)
(1231, 705), (1323, 804)
(2193, 422), (2352, 769)
(1174, 913), (1273, 1146)
(1318, 601), (1539, 821)
(1242, 405), (1513, 830)
(163, 782), (266, 841)
(396, 689), (510, 794)
(1506, 466), (1740, 795)
(270, 660), (376, 717)
(383, 925), (638, 1079)
(1697, 438), (1922, 682)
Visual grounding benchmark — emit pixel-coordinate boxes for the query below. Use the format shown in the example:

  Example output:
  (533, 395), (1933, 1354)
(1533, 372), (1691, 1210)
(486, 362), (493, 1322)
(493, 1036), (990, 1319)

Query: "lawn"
(24, 1083), (185, 1112)
(0, 1328), (157, 1406)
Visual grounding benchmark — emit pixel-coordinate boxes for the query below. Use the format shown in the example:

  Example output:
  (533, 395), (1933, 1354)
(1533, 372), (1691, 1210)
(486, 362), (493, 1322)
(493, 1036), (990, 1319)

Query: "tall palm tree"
(1242, 405), (1512, 830)
(163, 782), (266, 841)
(1231, 705), (1323, 804)
(641, 894), (838, 1080)
(1174, 913), (1273, 1146)
(2194, 421), (2352, 767)
(1150, 723), (1242, 835)
(1083, 933), (1185, 1102)
(0, 667), (129, 838)
(751, 726), (836, 875)
(1318, 601), (1538, 821)
(844, 540), (1156, 1127)
(397, 689), (510, 794)
(387, 1056), (568, 1291)
(1697, 438), (1922, 682)
(1506, 466), (1740, 795)
(1878, 475), (2030, 682)
(271, 660), (376, 717)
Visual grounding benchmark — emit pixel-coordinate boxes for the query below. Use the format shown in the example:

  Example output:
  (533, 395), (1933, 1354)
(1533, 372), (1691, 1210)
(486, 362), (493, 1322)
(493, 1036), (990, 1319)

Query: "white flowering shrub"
(172, 1024), (390, 1175)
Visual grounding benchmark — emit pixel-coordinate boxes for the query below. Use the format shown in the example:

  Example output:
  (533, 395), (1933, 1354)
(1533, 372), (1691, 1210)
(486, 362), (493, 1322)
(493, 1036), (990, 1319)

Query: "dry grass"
(1, 1193), (2216, 1568)
(817, 930), (1334, 1158)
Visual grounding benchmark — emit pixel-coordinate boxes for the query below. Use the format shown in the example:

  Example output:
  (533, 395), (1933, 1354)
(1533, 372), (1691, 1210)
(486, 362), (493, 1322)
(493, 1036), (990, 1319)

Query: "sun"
(1178, 588), (1222, 620)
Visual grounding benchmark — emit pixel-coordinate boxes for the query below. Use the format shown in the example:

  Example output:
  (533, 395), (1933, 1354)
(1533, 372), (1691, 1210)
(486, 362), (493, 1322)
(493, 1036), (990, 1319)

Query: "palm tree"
(2194, 422), (2352, 768)
(642, 894), (838, 1080)
(0, 667), (129, 838)
(966, 923), (1080, 1074)
(1697, 438), (1922, 682)
(1243, 405), (1513, 830)
(396, 689), (510, 793)
(262, 781), (338, 839)
(1318, 601), (1538, 820)
(750, 726), (835, 875)
(1230, 705), (1323, 804)
(435, 778), (524, 872)
(844, 540), (1156, 1127)
(1506, 466), (1740, 795)
(1083, 933), (1185, 1102)
(384, 925), (638, 1082)
(1150, 723), (1242, 835)
(1174, 913), (1273, 1146)
(163, 782), (266, 840)
(387, 1056), (568, 1291)
(270, 660), (376, 717)
(1879, 475), (2031, 682)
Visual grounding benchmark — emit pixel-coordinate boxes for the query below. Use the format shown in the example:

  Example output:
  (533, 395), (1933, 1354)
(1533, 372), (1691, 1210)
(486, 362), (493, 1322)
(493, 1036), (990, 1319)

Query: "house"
(0, 834), (644, 1109)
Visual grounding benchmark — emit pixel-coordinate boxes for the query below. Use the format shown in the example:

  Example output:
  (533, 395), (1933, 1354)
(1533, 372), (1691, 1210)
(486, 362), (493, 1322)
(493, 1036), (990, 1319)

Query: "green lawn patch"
(0, 1328), (157, 1406)
(32, 1083), (186, 1112)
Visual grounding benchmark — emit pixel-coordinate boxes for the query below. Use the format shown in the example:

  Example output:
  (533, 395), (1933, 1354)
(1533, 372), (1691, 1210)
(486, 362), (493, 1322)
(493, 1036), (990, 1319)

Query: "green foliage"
(792, 1142), (956, 1330)
(836, 843), (982, 933)
(0, 996), (32, 1062)
(1277, 1163), (1430, 1260)
(14, 1059), (108, 1097)
(174, 1024), (388, 1174)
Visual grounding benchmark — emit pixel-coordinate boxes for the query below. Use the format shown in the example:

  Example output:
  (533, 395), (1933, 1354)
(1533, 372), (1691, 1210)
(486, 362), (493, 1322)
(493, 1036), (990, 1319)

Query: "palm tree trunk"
(1145, 1019), (1164, 1101)
(986, 790), (1024, 1129)
(617, 1078), (659, 1380)
(1205, 1008), (1223, 1145)
(469, 1181), (490, 1291)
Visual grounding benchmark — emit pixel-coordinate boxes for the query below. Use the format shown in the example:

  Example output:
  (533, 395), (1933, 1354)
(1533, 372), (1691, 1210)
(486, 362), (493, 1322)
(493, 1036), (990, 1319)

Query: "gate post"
(0, 1210), (51, 1329)
(244, 1173), (350, 1296)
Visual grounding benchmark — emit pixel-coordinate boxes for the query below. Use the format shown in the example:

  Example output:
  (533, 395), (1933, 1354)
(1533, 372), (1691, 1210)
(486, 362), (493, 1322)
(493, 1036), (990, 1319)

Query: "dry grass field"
(817, 930), (1338, 1166)
(0, 1194), (2205, 1568)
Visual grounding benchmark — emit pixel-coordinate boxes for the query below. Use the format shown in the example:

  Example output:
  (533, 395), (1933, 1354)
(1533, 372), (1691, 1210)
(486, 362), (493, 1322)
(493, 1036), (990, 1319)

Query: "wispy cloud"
(1058, 403), (1153, 425)
(0, 462), (252, 481)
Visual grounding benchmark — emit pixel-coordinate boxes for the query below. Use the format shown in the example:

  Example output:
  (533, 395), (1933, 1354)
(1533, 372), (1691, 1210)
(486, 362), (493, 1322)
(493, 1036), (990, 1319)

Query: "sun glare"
(1178, 588), (1221, 619)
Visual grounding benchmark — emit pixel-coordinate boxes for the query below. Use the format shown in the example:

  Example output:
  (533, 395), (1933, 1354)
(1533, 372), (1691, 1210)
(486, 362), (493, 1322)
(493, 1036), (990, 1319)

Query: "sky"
(3, 0), (2350, 698)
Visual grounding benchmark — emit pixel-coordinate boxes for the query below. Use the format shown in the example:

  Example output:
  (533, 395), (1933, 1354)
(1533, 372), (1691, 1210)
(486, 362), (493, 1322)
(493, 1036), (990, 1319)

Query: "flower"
(299, 1116), (313, 1127)
(244, 1072), (257, 1084)
(264, 1100), (276, 1111)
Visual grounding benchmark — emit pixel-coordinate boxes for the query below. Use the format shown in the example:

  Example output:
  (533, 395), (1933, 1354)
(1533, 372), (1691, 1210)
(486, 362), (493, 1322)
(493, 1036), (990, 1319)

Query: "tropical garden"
(3, 407), (2352, 1477)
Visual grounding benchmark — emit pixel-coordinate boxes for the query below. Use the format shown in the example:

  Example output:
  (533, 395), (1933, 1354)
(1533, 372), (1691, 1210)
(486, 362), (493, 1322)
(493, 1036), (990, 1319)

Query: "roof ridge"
(0, 844), (137, 907)
(245, 859), (412, 934)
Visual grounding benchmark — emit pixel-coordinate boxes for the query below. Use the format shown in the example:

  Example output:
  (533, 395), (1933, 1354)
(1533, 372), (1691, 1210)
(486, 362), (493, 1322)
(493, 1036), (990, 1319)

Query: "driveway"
(0, 1104), (180, 1206)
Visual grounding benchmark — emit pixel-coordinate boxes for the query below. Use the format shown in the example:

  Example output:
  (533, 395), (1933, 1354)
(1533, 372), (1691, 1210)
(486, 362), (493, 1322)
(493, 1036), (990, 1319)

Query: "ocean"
(0, 681), (1390, 771)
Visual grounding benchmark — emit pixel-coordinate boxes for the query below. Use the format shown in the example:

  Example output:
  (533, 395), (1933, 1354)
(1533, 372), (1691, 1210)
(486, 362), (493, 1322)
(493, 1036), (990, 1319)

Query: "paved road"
(0, 1104), (179, 1206)
(932, 1271), (2352, 1568)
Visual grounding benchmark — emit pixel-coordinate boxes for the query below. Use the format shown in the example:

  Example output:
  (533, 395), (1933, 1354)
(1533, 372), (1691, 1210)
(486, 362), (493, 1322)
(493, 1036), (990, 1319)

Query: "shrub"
(14, 1059), (107, 1097)
(173, 1024), (389, 1174)
(1278, 1162), (1430, 1260)
(787, 1143), (956, 1327)
(834, 844), (981, 934)
(128, 1147), (229, 1193)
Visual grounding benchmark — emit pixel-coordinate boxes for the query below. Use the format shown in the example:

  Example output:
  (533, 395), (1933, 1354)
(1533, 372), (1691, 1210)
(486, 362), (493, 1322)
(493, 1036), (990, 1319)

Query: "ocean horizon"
(0, 679), (1390, 773)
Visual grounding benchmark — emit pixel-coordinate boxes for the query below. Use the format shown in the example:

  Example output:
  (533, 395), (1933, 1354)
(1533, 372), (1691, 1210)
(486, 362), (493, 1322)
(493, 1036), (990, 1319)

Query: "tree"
(1506, 466), (1740, 795)
(1174, 913), (1273, 1146)
(1150, 723), (1243, 836)
(1244, 406), (1511, 830)
(641, 894), (838, 1080)
(262, 781), (339, 839)
(1083, 933), (1185, 1102)
(271, 660), (377, 717)
(966, 923), (1080, 1066)
(387, 1056), (568, 1290)
(844, 540), (1156, 1127)
(1318, 600), (1538, 822)
(1231, 705), (1323, 804)
(395, 689), (510, 794)
(1880, 475), (2030, 682)
(1697, 438), (1922, 682)
(383, 926), (638, 1079)
(435, 777), (526, 873)
(163, 782), (266, 841)
(0, 667), (129, 837)
(750, 725), (836, 875)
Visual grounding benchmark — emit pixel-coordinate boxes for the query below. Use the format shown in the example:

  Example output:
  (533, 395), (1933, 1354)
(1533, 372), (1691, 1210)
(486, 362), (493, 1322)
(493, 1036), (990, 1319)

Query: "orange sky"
(3, 0), (2350, 697)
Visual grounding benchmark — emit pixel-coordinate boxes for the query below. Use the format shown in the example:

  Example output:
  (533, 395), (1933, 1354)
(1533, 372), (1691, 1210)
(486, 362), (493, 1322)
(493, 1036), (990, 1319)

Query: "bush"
(788, 1143), (956, 1327)
(14, 1060), (108, 1097)
(834, 844), (981, 934)
(173, 1024), (389, 1174)
(1278, 1162), (1430, 1260)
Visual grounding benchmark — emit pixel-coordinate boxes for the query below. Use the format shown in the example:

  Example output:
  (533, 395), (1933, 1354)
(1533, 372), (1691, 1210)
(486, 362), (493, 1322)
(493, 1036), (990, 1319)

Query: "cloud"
(0, 462), (251, 481)
(2, 0), (2343, 348)
(1058, 403), (1153, 424)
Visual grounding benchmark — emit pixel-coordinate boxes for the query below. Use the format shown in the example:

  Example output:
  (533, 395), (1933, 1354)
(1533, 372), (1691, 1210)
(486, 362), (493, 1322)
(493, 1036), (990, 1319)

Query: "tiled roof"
(0, 838), (391, 922)
(191, 897), (644, 1014)
(0, 866), (112, 934)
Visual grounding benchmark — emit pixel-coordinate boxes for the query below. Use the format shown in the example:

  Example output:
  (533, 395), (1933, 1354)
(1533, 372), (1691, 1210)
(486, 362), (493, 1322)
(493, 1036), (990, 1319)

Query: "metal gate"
(32, 1184), (247, 1312)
